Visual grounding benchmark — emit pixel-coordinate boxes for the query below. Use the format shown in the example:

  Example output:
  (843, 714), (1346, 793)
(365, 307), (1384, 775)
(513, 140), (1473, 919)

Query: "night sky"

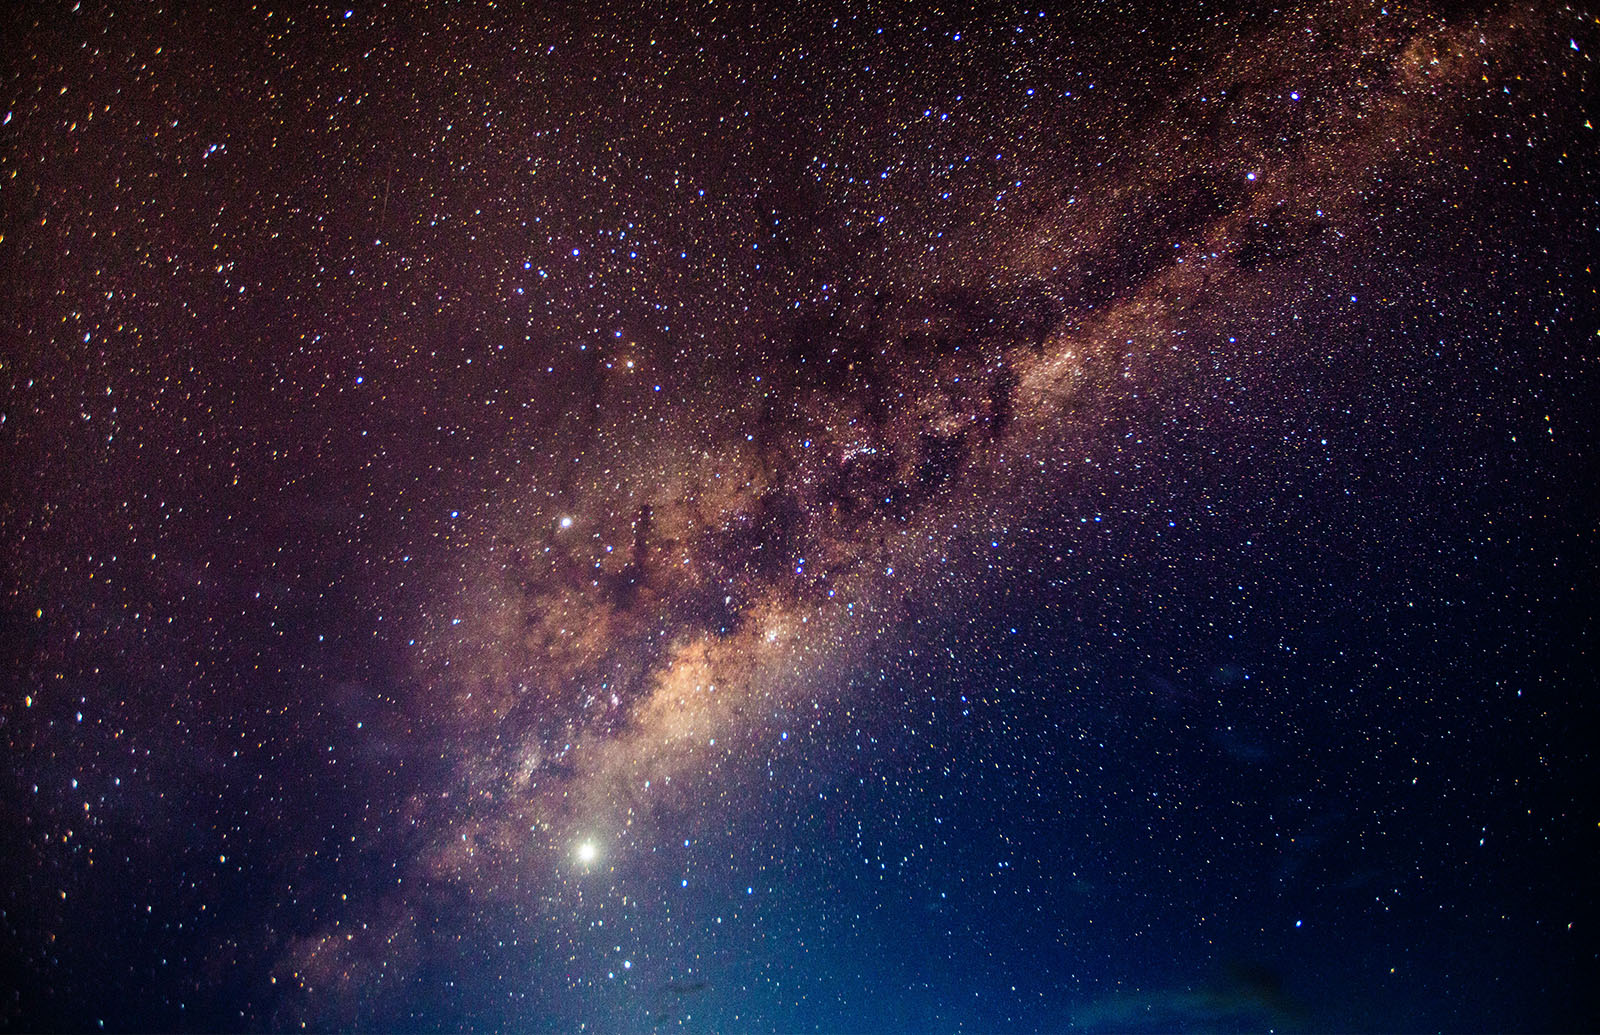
(2, 2), (1596, 1032)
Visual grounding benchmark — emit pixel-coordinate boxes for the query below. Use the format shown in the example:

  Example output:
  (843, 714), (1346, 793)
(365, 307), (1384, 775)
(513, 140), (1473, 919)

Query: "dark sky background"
(2, 2), (1596, 1031)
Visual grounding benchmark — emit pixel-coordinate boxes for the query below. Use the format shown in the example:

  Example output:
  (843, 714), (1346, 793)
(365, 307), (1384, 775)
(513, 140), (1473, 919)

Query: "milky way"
(419, 0), (1548, 867)
(4, 3), (1595, 1031)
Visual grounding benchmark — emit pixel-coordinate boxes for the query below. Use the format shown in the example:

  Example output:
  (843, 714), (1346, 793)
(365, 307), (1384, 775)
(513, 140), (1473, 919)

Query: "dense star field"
(2, 1), (1596, 1031)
